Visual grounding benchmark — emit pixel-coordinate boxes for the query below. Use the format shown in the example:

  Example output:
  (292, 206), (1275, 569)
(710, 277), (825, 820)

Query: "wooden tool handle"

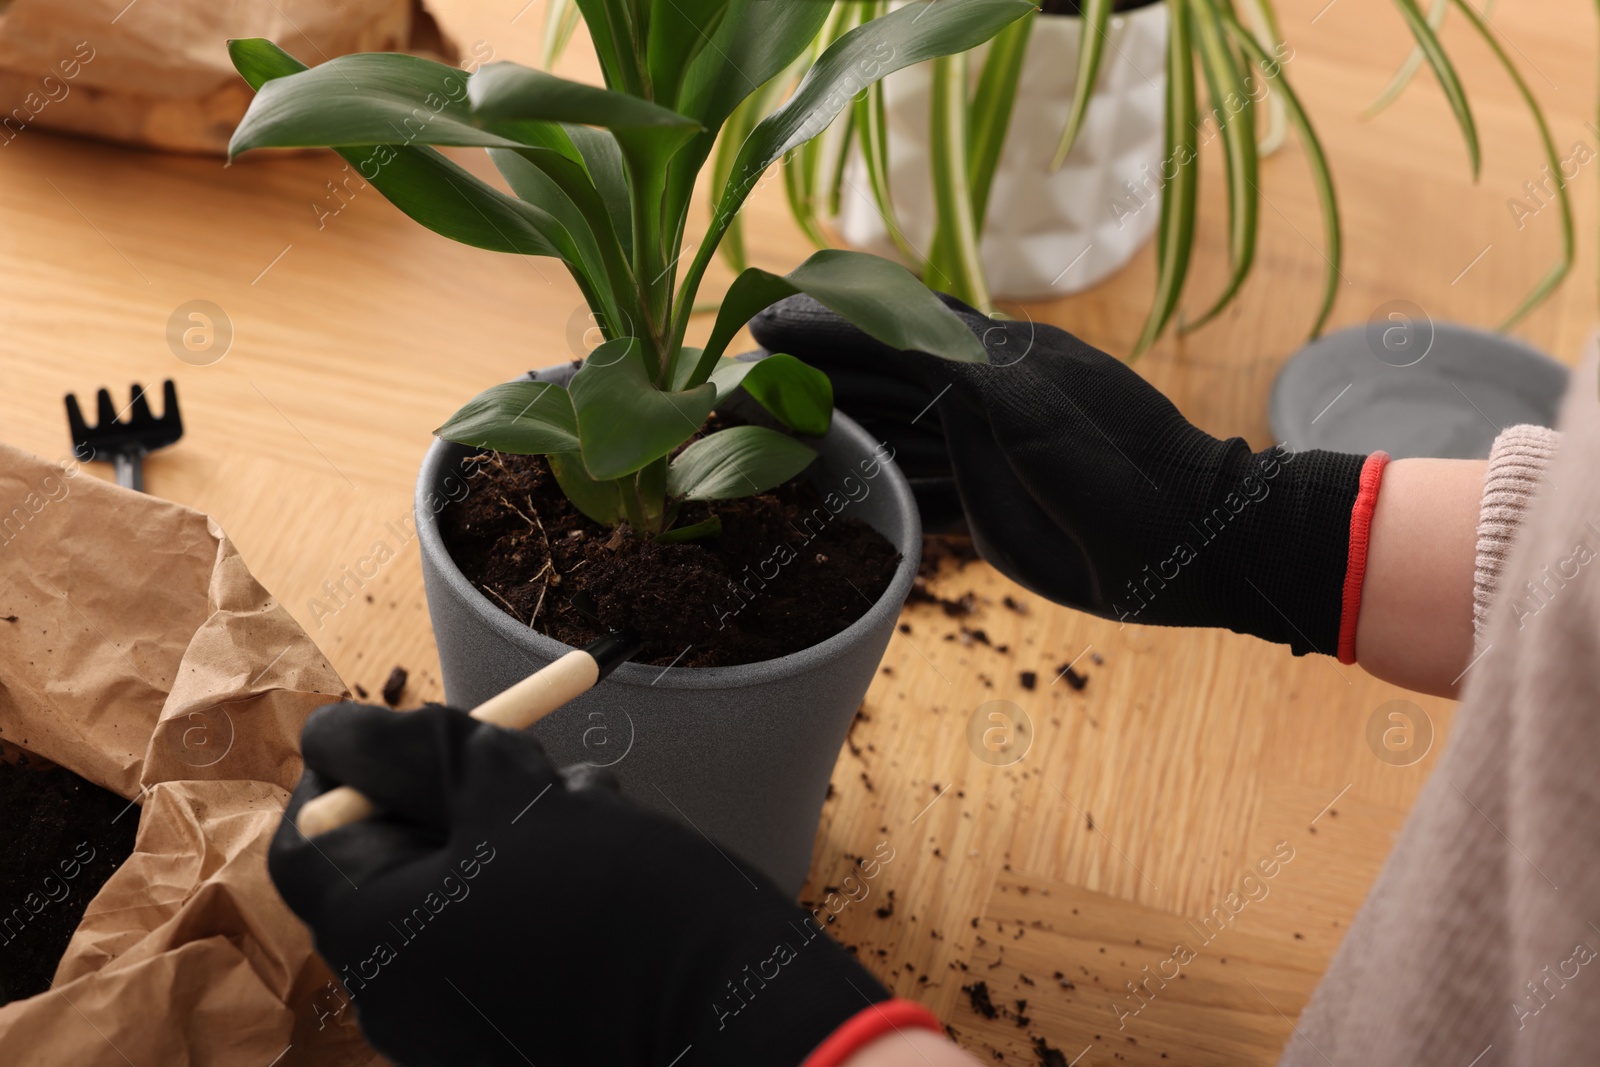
(294, 648), (604, 838)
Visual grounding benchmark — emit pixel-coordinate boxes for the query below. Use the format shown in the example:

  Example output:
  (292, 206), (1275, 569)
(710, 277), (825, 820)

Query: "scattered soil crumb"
(1032, 1037), (1068, 1067)
(1019, 671), (1037, 690)
(918, 533), (979, 580)
(382, 666), (408, 707)
(1057, 664), (1089, 691)
(911, 585), (978, 617)
(354, 683), (369, 700)
(1002, 595), (1027, 614)
(962, 980), (999, 1019)
(1, 615), (16, 623)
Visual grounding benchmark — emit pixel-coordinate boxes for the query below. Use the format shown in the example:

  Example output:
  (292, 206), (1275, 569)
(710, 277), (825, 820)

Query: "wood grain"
(0, 1), (1591, 1062)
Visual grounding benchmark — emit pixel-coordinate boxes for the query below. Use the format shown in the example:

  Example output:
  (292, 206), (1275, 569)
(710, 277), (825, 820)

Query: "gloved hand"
(269, 702), (916, 1067)
(751, 295), (1382, 658)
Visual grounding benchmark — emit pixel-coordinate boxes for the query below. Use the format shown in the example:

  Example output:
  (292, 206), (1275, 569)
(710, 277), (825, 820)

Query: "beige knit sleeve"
(1473, 424), (1562, 637)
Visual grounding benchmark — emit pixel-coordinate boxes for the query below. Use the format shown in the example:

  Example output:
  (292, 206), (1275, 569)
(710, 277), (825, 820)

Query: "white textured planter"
(838, 3), (1169, 301)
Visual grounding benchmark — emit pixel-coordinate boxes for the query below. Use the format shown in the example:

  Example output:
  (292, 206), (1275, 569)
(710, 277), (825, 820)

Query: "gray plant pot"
(415, 367), (921, 897)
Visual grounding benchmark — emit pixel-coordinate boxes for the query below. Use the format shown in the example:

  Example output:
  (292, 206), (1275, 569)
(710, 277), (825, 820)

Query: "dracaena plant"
(226, 0), (1035, 540)
(674, 0), (1570, 358)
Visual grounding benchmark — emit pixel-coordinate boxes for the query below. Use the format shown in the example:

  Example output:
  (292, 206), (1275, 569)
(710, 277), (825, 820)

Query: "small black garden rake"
(64, 381), (183, 492)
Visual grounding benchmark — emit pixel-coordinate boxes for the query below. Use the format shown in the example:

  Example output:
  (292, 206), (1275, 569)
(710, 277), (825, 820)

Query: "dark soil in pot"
(438, 439), (901, 669)
(0, 750), (138, 1005)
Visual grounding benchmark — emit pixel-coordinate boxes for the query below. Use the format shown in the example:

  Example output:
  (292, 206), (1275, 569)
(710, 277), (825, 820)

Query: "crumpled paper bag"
(0, 0), (454, 154)
(0, 441), (384, 1066)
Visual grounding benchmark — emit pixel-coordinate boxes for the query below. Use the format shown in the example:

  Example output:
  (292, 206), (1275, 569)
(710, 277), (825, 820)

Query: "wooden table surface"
(1, 1), (1593, 1063)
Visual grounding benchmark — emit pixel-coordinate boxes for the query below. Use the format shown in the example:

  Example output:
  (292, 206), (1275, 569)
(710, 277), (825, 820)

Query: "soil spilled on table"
(439, 447), (900, 668)
(0, 751), (138, 1005)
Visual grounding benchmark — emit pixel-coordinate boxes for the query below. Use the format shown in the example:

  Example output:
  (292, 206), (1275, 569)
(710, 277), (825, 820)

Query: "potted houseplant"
(754, 0), (1574, 356)
(224, 0), (1034, 895)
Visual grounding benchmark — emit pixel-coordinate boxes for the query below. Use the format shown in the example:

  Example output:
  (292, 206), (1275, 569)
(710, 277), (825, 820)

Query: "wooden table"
(0, 1), (1592, 1062)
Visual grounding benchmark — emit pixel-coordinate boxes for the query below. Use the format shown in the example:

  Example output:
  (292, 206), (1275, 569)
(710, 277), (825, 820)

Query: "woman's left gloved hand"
(269, 702), (916, 1067)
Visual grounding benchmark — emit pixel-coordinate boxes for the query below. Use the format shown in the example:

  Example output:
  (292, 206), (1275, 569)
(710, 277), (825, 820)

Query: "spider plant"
(678, 0), (1573, 358)
(226, 0), (1034, 540)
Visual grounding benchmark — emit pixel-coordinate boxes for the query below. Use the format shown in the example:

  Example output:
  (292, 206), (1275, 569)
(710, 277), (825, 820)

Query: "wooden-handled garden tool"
(296, 629), (641, 837)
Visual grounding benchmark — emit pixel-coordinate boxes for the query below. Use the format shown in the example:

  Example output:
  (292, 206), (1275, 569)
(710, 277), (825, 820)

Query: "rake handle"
(111, 452), (144, 492)
(295, 632), (638, 838)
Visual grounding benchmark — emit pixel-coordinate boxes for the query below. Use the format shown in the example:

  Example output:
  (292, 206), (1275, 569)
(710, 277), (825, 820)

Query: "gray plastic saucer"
(1269, 319), (1569, 459)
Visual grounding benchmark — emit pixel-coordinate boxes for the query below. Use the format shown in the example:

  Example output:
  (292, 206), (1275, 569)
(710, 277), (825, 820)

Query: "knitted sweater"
(1282, 355), (1596, 1064)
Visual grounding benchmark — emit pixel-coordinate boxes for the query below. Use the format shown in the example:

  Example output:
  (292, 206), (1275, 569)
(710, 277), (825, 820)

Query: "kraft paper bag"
(0, 441), (386, 1066)
(0, 0), (454, 154)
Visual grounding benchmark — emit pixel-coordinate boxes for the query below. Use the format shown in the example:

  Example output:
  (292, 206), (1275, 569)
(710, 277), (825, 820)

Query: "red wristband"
(800, 999), (945, 1067)
(1337, 451), (1390, 664)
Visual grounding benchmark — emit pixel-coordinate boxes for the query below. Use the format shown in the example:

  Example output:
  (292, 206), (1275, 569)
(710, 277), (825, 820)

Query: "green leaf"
(1363, 0), (1449, 117)
(1182, 0), (1260, 332)
(656, 515), (722, 545)
(231, 52), (511, 156)
(541, 0), (584, 69)
(571, 0), (647, 96)
(227, 39), (575, 260)
(467, 60), (703, 132)
(735, 0), (1035, 180)
(434, 381), (580, 454)
(854, 63), (918, 264)
(549, 451), (626, 526)
(1224, 13), (1342, 339)
(1232, 0), (1288, 153)
(1132, 0), (1200, 358)
(692, 249), (989, 386)
(667, 426), (817, 501)
(708, 354), (834, 437)
(1053, 0), (1111, 170)
(344, 143), (576, 258)
(1447, 0), (1569, 328)
(673, 0), (831, 130)
(711, 80), (782, 272)
(673, 0), (1034, 352)
(569, 338), (716, 480)
(929, 53), (990, 312)
(667, 346), (704, 393)
(647, 0), (730, 108)
(1389, 0), (1480, 178)
(229, 36), (309, 90)
(563, 126), (633, 252)
(229, 52), (696, 161)
(784, 140), (825, 248)
(664, 0), (835, 284)
(486, 145), (639, 339)
(789, 2), (866, 246)
(969, 13), (1033, 224)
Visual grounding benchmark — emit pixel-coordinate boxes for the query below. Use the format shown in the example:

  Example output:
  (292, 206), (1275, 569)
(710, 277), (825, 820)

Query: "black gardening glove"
(751, 295), (1372, 656)
(269, 703), (890, 1067)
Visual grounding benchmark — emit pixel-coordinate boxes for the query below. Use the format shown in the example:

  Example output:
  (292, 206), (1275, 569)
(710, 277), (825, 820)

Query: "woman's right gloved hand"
(268, 702), (920, 1067)
(751, 294), (1382, 658)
